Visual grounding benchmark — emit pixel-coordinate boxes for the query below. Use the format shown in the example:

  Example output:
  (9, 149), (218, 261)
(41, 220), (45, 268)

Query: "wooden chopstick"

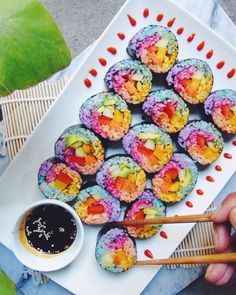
(136, 253), (236, 266)
(114, 213), (213, 227)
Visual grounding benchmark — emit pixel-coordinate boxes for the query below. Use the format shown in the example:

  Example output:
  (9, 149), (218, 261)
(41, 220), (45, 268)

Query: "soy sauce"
(25, 204), (77, 254)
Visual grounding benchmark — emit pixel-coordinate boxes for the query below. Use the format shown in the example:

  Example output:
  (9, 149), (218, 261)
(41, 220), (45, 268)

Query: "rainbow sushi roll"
(74, 184), (121, 225)
(152, 153), (198, 203)
(122, 123), (173, 173)
(178, 121), (224, 165)
(204, 89), (236, 134)
(96, 155), (146, 203)
(79, 92), (132, 141)
(55, 125), (105, 175)
(142, 89), (189, 133)
(166, 59), (213, 104)
(104, 59), (152, 104)
(127, 25), (179, 74)
(38, 157), (82, 202)
(95, 226), (137, 273)
(125, 190), (166, 239)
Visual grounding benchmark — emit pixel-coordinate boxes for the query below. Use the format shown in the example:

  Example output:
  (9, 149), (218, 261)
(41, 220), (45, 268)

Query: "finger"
(212, 193), (236, 223)
(205, 263), (234, 285)
(229, 207), (236, 231)
(213, 223), (231, 252)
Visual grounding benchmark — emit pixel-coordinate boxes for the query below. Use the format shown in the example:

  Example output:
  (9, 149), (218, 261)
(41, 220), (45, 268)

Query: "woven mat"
(0, 77), (215, 271)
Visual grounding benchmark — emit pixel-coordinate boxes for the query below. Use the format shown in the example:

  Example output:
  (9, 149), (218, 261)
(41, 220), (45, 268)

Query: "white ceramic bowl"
(12, 199), (84, 272)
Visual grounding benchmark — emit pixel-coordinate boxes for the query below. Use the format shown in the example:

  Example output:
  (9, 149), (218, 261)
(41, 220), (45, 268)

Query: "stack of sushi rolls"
(104, 59), (152, 104)
(96, 155), (146, 203)
(142, 89), (189, 133)
(74, 184), (121, 225)
(124, 190), (166, 239)
(152, 153), (198, 203)
(95, 226), (137, 273)
(167, 59), (213, 104)
(55, 125), (105, 175)
(38, 157), (82, 202)
(122, 123), (173, 173)
(204, 89), (236, 134)
(79, 91), (132, 141)
(127, 25), (179, 74)
(178, 120), (224, 165)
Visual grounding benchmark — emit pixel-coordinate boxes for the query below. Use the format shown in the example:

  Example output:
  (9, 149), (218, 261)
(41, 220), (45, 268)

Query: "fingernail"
(230, 208), (236, 228)
(205, 264), (214, 278)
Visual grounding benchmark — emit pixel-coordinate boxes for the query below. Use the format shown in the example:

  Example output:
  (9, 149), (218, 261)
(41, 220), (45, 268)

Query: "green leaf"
(0, 270), (17, 295)
(0, 0), (71, 96)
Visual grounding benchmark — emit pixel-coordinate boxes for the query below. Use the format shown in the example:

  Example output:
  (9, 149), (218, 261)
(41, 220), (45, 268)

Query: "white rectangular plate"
(0, 0), (236, 294)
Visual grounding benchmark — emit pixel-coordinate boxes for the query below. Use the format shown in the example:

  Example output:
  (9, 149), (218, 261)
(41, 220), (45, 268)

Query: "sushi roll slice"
(178, 121), (224, 165)
(55, 125), (105, 175)
(95, 226), (137, 273)
(96, 155), (146, 203)
(38, 157), (82, 202)
(152, 153), (198, 203)
(166, 59), (213, 104)
(122, 123), (173, 173)
(204, 89), (236, 134)
(74, 184), (121, 225)
(104, 59), (152, 104)
(79, 91), (132, 141)
(127, 25), (179, 74)
(125, 190), (166, 239)
(142, 89), (189, 133)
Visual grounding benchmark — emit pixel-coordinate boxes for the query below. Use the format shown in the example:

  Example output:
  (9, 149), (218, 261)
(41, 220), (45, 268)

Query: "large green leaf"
(0, 0), (71, 96)
(0, 270), (17, 295)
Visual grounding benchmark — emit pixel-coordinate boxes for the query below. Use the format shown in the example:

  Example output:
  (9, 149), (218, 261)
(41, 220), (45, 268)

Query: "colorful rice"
(54, 125), (105, 175)
(79, 92), (132, 140)
(122, 123), (173, 173)
(127, 25), (179, 73)
(178, 121), (224, 165)
(104, 59), (152, 104)
(125, 190), (166, 238)
(74, 184), (121, 225)
(152, 153), (198, 203)
(95, 227), (137, 273)
(166, 59), (213, 104)
(204, 89), (236, 134)
(96, 155), (146, 203)
(142, 89), (189, 133)
(38, 157), (82, 202)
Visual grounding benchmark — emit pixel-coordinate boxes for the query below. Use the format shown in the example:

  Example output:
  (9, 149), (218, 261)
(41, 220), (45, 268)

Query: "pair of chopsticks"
(114, 213), (236, 265)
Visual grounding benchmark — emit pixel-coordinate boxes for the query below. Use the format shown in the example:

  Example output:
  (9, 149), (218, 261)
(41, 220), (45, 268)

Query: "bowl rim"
(12, 199), (84, 272)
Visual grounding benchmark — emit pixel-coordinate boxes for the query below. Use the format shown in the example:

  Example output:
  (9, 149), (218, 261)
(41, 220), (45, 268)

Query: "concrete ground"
(39, 1), (236, 294)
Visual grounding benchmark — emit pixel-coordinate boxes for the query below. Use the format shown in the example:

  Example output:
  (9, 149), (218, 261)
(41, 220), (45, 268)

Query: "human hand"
(205, 193), (236, 285)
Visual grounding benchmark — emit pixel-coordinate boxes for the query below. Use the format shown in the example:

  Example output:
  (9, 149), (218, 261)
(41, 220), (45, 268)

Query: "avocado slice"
(75, 147), (86, 157)
(103, 98), (116, 106)
(111, 167), (130, 178)
(138, 132), (159, 140)
(70, 141), (83, 148)
(97, 106), (105, 113)
(143, 207), (159, 216)
(179, 169), (192, 188)
(66, 134), (81, 147)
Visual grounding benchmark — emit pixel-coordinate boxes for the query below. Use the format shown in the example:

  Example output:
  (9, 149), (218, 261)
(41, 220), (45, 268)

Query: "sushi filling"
(80, 92), (131, 140)
(123, 124), (173, 173)
(143, 90), (189, 133)
(55, 126), (105, 175)
(128, 25), (178, 73)
(167, 59), (213, 104)
(178, 122), (224, 165)
(74, 185), (121, 224)
(125, 190), (166, 238)
(38, 158), (82, 202)
(152, 154), (198, 203)
(205, 90), (236, 134)
(105, 60), (152, 104)
(96, 156), (146, 203)
(95, 227), (137, 273)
